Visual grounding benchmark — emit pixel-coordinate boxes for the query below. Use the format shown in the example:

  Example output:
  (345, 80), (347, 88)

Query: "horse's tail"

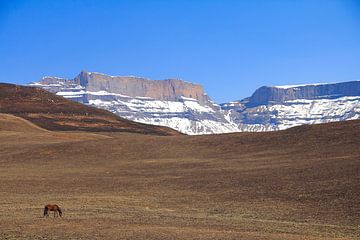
(58, 207), (62, 217)
(43, 206), (48, 217)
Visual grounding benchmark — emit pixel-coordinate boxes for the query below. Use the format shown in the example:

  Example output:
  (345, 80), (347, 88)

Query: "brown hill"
(0, 83), (179, 135)
(0, 113), (49, 132)
(0, 118), (359, 239)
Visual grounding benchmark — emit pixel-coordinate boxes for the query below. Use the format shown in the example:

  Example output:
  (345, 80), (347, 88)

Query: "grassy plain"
(0, 114), (359, 239)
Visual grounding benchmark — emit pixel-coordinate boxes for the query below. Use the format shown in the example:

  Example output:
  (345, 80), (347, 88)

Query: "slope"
(0, 119), (359, 239)
(0, 83), (180, 136)
(0, 113), (49, 132)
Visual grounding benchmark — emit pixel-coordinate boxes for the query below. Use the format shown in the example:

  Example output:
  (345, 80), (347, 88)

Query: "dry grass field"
(0, 114), (359, 239)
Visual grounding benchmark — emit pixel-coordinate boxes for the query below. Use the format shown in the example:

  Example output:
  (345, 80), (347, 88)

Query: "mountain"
(0, 83), (179, 136)
(30, 71), (239, 135)
(29, 71), (360, 134)
(222, 81), (360, 131)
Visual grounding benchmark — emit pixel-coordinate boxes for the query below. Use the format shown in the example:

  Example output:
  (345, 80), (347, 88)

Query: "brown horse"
(43, 204), (62, 217)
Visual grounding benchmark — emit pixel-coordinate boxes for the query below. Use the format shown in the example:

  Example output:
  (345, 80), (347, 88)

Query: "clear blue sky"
(1, 0), (360, 103)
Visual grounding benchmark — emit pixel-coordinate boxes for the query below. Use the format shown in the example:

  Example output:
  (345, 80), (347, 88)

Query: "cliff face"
(220, 81), (360, 132)
(246, 81), (360, 107)
(29, 71), (238, 135)
(72, 71), (209, 104)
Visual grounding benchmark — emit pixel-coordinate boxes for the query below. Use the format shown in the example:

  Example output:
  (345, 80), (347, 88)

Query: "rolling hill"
(0, 112), (359, 239)
(0, 83), (179, 136)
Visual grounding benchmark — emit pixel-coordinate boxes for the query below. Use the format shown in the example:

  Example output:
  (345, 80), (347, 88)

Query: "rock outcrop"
(222, 81), (360, 131)
(29, 71), (238, 135)
(245, 81), (360, 107)
(69, 71), (209, 104)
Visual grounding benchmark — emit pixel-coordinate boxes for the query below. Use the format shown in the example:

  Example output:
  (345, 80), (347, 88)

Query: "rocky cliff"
(30, 71), (238, 135)
(222, 81), (360, 131)
(69, 71), (209, 104)
(246, 81), (360, 107)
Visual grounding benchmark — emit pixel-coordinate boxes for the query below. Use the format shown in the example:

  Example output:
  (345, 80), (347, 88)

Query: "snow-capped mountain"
(29, 71), (360, 134)
(29, 71), (239, 135)
(221, 81), (360, 131)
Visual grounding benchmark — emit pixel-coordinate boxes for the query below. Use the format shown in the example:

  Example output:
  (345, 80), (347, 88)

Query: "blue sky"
(0, 0), (360, 103)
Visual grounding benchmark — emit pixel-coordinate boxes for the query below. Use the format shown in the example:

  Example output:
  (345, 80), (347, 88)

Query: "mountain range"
(29, 71), (360, 134)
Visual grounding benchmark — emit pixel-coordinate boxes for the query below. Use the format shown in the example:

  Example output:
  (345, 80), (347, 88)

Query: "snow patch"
(273, 80), (360, 89)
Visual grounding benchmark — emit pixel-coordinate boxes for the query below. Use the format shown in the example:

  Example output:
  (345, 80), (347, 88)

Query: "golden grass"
(0, 118), (359, 239)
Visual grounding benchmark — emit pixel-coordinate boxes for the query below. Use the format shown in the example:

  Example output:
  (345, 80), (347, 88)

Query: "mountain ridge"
(29, 71), (360, 134)
(40, 71), (210, 104)
(243, 80), (360, 107)
(30, 71), (238, 135)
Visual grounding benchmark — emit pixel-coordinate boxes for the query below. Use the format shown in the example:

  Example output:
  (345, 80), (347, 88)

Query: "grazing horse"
(44, 204), (62, 217)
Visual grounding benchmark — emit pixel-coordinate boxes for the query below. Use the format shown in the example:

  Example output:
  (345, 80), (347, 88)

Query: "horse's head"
(43, 206), (48, 217)
(58, 207), (62, 217)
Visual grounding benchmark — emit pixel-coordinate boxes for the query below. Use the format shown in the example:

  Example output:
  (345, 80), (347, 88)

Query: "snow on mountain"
(273, 83), (328, 89)
(29, 71), (238, 135)
(84, 93), (239, 135)
(224, 96), (360, 132)
(222, 82), (360, 132)
(29, 71), (360, 135)
(273, 80), (360, 89)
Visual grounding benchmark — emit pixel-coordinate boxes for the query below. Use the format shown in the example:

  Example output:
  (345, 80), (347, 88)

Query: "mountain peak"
(272, 80), (360, 89)
(38, 71), (209, 103)
(244, 80), (360, 107)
